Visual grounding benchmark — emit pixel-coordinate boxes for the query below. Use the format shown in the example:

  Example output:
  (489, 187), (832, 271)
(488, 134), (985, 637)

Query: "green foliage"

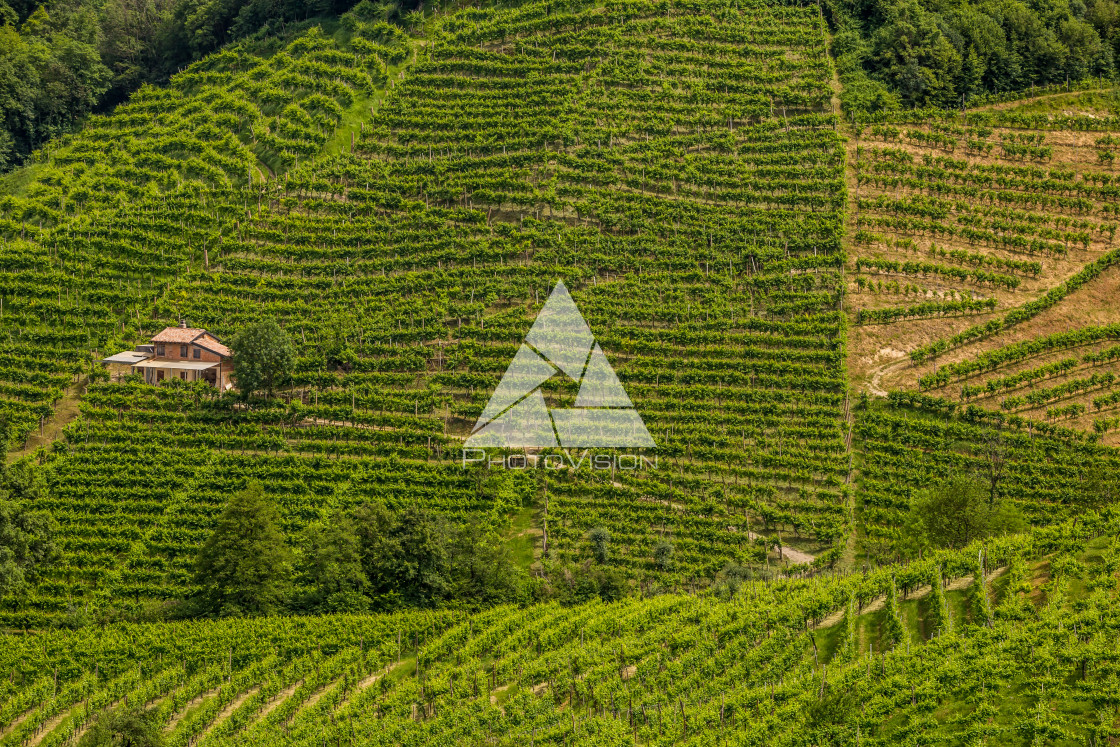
(166, 0), (392, 63)
(967, 557), (994, 626)
(0, 3), (110, 170)
(192, 495), (535, 617)
(994, 553), (1035, 621)
(296, 509), (369, 613)
(0, 499), (56, 596)
(715, 561), (774, 597)
(926, 567), (951, 637)
(1081, 469), (1120, 517)
(0, 0), (853, 624)
(0, 0), (407, 175)
(882, 575), (906, 649)
(805, 683), (861, 731)
(78, 705), (163, 747)
(541, 560), (630, 604)
(835, 593), (858, 662)
(828, 0), (1119, 112)
(0, 460), (56, 596)
(7, 518), (1117, 745)
(191, 481), (293, 616)
(345, 502), (532, 611)
(231, 319), (295, 399)
(587, 526), (609, 564)
(901, 474), (1025, 557)
(353, 502), (450, 608)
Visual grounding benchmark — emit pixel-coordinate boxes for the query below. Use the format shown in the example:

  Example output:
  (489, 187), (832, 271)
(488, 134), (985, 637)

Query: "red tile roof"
(152, 327), (206, 343)
(196, 338), (232, 358)
(150, 328), (232, 358)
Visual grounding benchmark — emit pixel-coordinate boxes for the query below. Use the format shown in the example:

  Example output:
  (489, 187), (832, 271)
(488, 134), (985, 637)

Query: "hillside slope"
(845, 107), (1120, 442)
(1, 516), (1116, 746)
(4, 0), (1120, 743)
(0, 0), (854, 625)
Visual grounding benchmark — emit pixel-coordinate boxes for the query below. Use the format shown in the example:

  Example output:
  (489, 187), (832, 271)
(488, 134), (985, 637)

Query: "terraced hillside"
(846, 108), (1120, 440)
(5, 0), (1120, 743)
(0, 17), (411, 452)
(0, 0), (854, 625)
(1, 516), (1116, 746)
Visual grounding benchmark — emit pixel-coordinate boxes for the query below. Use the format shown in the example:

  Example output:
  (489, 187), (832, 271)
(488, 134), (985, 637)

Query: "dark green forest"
(828, 0), (1120, 110)
(0, 0), (424, 172)
(5, 0), (1120, 166)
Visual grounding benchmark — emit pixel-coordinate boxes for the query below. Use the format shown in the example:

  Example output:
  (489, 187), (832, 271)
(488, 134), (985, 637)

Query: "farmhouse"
(102, 321), (233, 390)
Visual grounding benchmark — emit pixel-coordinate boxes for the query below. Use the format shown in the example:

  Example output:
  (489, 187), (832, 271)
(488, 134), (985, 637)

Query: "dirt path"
(254, 158), (274, 182)
(867, 355), (913, 398)
(195, 687), (259, 743)
(354, 664), (395, 693)
(488, 683), (510, 706)
(0, 704), (40, 741)
(814, 567), (1007, 629)
(745, 531), (815, 565)
(26, 700), (83, 747)
(252, 681), (301, 725)
(8, 377), (84, 463)
(293, 676), (342, 718)
(320, 662), (402, 717)
(527, 664), (634, 706)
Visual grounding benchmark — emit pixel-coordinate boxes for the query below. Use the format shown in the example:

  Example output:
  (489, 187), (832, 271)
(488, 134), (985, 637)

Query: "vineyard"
(0, 0), (860, 625)
(845, 107), (1120, 440)
(2, 515), (1119, 745)
(851, 393), (1120, 556)
(3, 0), (1120, 741)
(0, 14), (411, 454)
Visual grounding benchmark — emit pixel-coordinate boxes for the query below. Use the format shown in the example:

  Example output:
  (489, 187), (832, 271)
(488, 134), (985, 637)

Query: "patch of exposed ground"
(872, 264), (1120, 400)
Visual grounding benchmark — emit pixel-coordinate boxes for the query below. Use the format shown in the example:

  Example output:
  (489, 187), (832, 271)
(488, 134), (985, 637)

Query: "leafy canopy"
(78, 705), (163, 747)
(901, 474), (1025, 557)
(192, 481), (292, 616)
(0, 461), (57, 596)
(231, 319), (295, 399)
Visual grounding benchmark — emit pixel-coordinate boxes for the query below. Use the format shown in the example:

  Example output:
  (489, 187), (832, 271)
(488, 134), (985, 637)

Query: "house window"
(193, 347), (200, 359)
(180, 344), (188, 357)
(156, 344), (165, 356)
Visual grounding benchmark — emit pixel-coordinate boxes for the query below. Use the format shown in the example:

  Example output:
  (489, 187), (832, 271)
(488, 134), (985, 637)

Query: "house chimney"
(180, 319), (187, 329)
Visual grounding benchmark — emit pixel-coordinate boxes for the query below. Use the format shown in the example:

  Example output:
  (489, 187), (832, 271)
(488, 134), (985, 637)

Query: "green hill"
(1, 0), (853, 625)
(4, 0), (1120, 743)
(1, 516), (1116, 745)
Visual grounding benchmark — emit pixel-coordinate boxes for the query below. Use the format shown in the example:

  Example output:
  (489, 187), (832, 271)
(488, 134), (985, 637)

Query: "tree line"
(0, 0), (417, 173)
(826, 0), (1120, 111)
(184, 481), (685, 619)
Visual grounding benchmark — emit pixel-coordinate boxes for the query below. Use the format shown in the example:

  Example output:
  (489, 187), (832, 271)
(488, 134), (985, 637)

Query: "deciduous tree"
(192, 481), (292, 616)
(231, 320), (295, 400)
